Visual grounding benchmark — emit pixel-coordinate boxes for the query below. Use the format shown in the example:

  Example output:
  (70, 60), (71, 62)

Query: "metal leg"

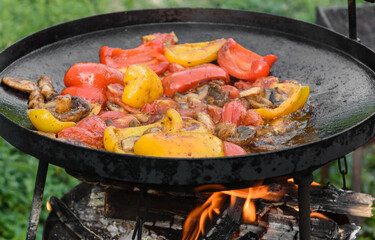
(26, 160), (49, 240)
(294, 172), (313, 240)
(348, 0), (357, 40)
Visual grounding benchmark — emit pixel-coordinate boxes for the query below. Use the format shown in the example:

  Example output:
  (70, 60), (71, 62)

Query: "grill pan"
(1, 8), (375, 190)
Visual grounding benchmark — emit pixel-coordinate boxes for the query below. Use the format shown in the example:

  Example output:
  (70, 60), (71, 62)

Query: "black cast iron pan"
(1, 8), (375, 191)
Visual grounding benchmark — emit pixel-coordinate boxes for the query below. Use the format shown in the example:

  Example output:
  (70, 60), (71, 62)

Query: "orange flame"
(182, 184), (284, 239)
(182, 192), (227, 240)
(46, 201), (52, 211)
(310, 212), (330, 220)
(287, 178), (321, 187)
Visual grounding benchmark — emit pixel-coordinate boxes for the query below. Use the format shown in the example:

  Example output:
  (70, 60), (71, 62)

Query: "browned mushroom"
(55, 95), (72, 113)
(174, 85), (209, 102)
(205, 82), (229, 107)
(49, 96), (91, 122)
(194, 112), (215, 133)
(106, 101), (126, 112)
(215, 122), (237, 141)
(121, 136), (140, 152)
(28, 89), (45, 109)
(2, 77), (37, 93)
(2, 76), (61, 110)
(38, 76), (58, 101)
(132, 112), (151, 123)
(227, 126), (257, 146)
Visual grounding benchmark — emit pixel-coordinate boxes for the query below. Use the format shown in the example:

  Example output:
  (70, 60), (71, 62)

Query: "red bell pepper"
(223, 141), (247, 156)
(162, 63), (229, 97)
(64, 62), (124, 89)
(99, 40), (169, 74)
(241, 109), (263, 126)
(222, 101), (247, 126)
(235, 76), (279, 90)
(58, 115), (107, 148)
(218, 38), (278, 81)
(222, 101), (263, 127)
(62, 62), (124, 105)
(221, 85), (240, 99)
(99, 111), (138, 128)
(61, 86), (106, 105)
(207, 105), (223, 124)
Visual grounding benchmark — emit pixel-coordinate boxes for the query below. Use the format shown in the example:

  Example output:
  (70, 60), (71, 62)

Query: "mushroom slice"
(133, 112), (151, 123)
(38, 76), (57, 101)
(51, 96), (91, 122)
(215, 122), (237, 141)
(107, 101), (126, 113)
(194, 112), (214, 133)
(227, 126), (257, 146)
(248, 95), (273, 109)
(174, 92), (200, 102)
(2, 77), (37, 93)
(208, 82), (223, 100)
(129, 119), (142, 127)
(28, 89), (45, 109)
(187, 96), (206, 111)
(55, 95), (72, 113)
(240, 87), (261, 98)
(121, 136), (140, 152)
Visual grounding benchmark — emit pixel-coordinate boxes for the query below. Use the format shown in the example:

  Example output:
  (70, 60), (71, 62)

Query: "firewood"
(283, 183), (374, 218)
(262, 211), (360, 240)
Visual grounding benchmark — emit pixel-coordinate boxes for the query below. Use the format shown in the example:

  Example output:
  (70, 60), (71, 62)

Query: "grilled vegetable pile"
(2, 32), (311, 157)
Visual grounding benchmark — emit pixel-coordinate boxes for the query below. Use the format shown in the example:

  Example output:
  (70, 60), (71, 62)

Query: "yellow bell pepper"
(160, 108), (183, 133)
(134, 132), (224, 158)
(164, 38), (226, 67)
(103, 109), (210, 153)
(122, 64), (163, 108)
(27, 109), (76, 133)
(254, 84), (310, 120)
(183, 119), (209, 133)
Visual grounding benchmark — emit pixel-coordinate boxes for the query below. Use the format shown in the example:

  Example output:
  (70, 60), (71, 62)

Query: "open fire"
(183, 182), (285, 240)
(43, 178), (374, 240)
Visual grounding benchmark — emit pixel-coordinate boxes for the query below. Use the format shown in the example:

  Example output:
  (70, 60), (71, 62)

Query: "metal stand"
(348, 0), (357, 40)
(26, 160), (49, 240)
(294, 172), (313, 240)
(132, 188), (148, 240)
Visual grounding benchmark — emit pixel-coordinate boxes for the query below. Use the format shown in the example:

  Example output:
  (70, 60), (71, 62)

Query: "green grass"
(0, 0), (374, 239)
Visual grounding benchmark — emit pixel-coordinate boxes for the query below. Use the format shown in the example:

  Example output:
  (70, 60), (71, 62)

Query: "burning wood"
(44, 181), (374, 240)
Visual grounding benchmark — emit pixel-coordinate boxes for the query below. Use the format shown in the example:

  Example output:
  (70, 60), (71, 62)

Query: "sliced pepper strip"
(165, 38), (226, 67)
(99, 40), (169, 74)
(162, 63), (229, 97)
(218, 38), (278, 81)
(133, 132), (224, 158)
(27, 109), (76, 133)
(254, 84), (310, 120)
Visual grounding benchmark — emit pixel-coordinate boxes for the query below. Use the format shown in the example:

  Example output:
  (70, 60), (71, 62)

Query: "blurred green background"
(0, 0), (374, 239)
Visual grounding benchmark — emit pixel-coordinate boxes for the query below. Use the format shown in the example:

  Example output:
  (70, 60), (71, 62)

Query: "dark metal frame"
(19, 1), (373, 239)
